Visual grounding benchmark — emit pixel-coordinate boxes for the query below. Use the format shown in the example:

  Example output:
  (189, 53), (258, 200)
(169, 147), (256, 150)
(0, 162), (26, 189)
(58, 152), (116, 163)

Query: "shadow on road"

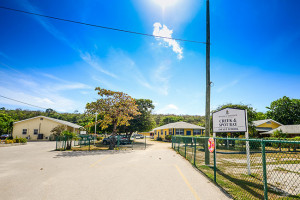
(53, 149), (133, 158)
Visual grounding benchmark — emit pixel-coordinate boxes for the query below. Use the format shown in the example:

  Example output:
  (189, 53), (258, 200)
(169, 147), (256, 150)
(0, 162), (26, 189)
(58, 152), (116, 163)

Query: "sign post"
(245, 110), (251, 175)
(212, 108), (251, 175)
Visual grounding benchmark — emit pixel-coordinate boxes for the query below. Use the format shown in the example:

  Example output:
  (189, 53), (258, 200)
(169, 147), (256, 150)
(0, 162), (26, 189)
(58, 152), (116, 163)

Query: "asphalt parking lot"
(0, 140), (231, 200)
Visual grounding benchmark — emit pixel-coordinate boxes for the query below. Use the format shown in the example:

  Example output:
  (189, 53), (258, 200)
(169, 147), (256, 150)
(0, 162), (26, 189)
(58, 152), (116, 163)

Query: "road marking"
(174, 165), (201, 200)
(90, 155), (110, 167)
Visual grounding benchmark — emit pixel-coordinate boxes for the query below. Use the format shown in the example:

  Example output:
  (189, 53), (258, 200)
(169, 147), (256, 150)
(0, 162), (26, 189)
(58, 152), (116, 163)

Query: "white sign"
(212, 108), (247, 133)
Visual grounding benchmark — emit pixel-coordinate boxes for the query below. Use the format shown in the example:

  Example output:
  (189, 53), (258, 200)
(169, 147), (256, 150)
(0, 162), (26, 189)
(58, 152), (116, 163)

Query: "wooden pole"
(205, 0), (211, 165)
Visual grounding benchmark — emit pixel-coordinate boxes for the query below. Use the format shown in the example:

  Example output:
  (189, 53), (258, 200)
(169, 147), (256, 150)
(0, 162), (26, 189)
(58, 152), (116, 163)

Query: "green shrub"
(156, 137), (162, 141)
(13, 136), (20, 143)
(5, 139), (13, 144)
(165, 135), (172, 141)
(19, 137), (27, 143)
(7, 136), (13, 140)
(97, 136), (103, 141)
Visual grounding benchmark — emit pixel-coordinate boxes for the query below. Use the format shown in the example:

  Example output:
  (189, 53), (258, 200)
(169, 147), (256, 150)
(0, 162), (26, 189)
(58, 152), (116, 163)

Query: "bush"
(165, 135), (172, 141)
(156, 137), (162, 141)
(13, 136), (20, 143)
(5, 139), (13, 144)
(19, 137), (27, 143)
(97, 136), (103, 141)
(7, 136), (13, 140)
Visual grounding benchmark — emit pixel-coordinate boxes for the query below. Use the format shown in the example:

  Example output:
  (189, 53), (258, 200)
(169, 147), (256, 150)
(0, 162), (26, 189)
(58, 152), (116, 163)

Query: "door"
(186, 131), (191, 136)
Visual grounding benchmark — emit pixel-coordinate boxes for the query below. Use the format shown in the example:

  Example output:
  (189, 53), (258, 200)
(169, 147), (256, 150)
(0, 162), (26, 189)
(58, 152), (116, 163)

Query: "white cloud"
(52, 83), (92, 91)
(153, 22), (183, 60)
(216, 80), (239, 93)
(153, 64), (171, 95)
(80, 52), (118, 78)
(0, 70), (90, 112)
(167, 104), (178, 110)
(155, 104), (180, 114)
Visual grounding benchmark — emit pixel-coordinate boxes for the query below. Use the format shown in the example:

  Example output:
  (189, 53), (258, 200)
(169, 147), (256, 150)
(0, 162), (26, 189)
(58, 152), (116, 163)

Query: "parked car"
(134, 134), (144, 139)
(102, 135), (131, 145)
(0, 134), (9, 140)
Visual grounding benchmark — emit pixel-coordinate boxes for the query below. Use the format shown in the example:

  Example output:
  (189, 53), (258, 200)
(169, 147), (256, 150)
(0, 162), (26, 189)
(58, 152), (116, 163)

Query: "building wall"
(13, 117), (78, 140)
(138, 132), (153, 137)
(257, 121), (281, 129)
(154, 128), (205, 139)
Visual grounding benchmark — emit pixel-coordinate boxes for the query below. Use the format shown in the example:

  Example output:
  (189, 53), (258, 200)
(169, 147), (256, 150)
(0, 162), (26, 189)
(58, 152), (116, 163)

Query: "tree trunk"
(109, 122), (117, 150)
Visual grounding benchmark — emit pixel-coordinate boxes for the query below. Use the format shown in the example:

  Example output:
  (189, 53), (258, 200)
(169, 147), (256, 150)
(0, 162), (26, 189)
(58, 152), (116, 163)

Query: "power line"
(0, 6), (206, 44)
(0, 95), (48, 110)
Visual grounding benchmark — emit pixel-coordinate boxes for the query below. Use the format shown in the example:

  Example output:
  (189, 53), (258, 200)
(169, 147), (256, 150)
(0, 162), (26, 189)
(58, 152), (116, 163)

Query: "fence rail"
(55, 134), (148, 151)
(172, 136), (300, 200)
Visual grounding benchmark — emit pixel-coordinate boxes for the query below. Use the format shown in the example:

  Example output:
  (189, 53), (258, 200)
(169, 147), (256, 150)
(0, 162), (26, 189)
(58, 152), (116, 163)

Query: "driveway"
(0, 140), (231, 200)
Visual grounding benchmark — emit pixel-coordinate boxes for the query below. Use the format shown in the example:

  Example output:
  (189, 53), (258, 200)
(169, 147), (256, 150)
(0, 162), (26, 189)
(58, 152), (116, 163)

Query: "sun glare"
(152, 0), (180, 10)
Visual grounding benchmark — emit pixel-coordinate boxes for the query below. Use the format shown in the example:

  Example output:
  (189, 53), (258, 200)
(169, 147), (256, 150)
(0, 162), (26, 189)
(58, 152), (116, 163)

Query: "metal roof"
(255, 127), (273, 132)
(14, 116), (83, 129)
(153, 121), (205, 131)
(252, 119), (283, 127)
(261, 125), (300, 135)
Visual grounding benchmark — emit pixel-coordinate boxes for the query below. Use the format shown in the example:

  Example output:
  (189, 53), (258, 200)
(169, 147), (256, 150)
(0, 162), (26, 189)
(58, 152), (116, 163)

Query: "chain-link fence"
(172, 136), (300, 200)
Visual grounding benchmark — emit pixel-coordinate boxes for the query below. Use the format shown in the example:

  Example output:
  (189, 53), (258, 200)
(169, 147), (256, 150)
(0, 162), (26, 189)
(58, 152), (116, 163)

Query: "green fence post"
(172, 136), (173, 149)
(214, 138), (217, 183)
(261, 139), (268, 200)
(177, 137), (180, 152)
(117, 135), (120, 149)
(185, 138), (187, 158)
(194, 138), (196, 166)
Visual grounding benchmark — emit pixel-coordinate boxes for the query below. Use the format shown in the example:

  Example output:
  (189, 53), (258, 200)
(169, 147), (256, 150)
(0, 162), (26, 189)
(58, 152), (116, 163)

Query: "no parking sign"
(208, 138), (215, 153)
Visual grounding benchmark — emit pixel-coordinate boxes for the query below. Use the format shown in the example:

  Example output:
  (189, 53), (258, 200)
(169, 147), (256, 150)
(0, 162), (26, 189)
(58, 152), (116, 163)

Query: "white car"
(134, 134), (144, 139)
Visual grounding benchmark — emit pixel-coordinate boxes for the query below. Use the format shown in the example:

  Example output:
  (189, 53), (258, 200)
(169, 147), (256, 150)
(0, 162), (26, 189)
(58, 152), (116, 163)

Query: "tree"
(85, 87), (140, 149)
(266, 96), (300, 125)
(213, 103), (258, 137)
(272, 129), (286, 152)
(121, 99), (156, 139)
(255, 112), (267, 120)
(159, 116), (184, 126)
(50, 125), (66, 136)
(61, 130), (78, 150)
(0, 112), (14, 135)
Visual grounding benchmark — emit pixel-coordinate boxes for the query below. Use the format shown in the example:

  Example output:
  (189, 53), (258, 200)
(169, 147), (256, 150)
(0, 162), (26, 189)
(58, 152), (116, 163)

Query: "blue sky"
(0, 0), (299, 115)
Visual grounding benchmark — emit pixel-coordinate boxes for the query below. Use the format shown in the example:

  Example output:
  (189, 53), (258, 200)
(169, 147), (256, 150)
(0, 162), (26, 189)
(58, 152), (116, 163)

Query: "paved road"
(0, 140), (231, 200)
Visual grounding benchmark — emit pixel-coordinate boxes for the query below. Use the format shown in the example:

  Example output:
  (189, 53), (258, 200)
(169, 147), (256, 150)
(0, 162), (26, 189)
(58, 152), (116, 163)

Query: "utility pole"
(205, 0), (211, 165)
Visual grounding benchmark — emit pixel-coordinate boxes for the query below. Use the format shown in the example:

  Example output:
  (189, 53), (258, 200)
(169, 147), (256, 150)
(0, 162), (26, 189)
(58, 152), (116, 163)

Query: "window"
(154, 130), (157, 135)
(175, 129), (184, 135)
(169, 129), (173, 135)
(165, 131), (167, 135)
(22, 129), (27, 135)
(34, 129), (38, 135)
(193, 129), (201, 135)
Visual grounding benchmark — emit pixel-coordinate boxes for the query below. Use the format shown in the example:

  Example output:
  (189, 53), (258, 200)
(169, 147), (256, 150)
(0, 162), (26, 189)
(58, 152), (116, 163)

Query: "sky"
(0, 0), (299, 115)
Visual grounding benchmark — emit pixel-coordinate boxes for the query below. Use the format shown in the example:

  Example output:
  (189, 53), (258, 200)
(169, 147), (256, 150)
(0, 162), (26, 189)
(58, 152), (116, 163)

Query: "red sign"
(208, 138), (215, 153)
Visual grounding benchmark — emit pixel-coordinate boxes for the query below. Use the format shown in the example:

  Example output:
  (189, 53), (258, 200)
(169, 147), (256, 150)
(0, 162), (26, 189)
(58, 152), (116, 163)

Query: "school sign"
(212, 108), (247, 133)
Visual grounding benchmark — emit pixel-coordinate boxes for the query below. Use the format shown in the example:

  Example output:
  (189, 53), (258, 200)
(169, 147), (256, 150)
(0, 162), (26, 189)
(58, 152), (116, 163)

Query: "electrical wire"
(0, 6), (207, 44)
(0, 95), (48, 110)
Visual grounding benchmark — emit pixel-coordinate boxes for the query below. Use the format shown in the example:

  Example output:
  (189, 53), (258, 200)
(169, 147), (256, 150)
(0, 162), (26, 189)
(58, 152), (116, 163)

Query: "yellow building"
(153, 121), (205, 140)
(13, 116), (82, 140)
(252, 119), (282, 134)
(262, 125), (300, 137)
(138, 131), (154, 137)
